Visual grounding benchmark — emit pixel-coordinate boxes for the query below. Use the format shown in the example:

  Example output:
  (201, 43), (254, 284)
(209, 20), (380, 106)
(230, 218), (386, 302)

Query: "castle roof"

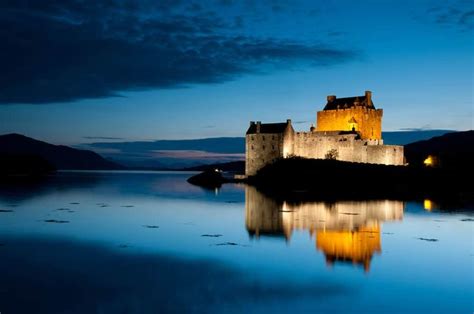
(324, 92), (375, 111)
(246, 122), (289, 134)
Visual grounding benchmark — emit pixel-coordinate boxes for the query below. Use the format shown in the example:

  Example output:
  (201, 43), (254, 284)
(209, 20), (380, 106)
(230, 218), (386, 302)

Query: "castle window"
(262, 145), (265, 150)
(251, 145), (254, 150)
(251, 136), (254, 141)
(262, 136), (265, 141)
(272, 136), (275, 140)
(272, 145), (275, 150)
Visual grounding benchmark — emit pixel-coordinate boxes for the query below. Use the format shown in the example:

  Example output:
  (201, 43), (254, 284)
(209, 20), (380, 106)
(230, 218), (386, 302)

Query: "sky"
(0, 0), (472, 145)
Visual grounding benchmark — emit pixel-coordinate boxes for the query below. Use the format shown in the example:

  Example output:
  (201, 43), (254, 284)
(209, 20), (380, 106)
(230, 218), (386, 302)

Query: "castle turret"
(365, 91), (372, 107)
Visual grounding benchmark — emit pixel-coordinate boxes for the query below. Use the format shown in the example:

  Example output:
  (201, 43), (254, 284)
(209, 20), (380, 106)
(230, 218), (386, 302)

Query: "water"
(0, 171), (472, 313)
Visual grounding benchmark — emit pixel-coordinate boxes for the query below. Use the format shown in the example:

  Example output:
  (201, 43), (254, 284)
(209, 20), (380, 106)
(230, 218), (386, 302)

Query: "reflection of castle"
(245, 186), (404, 271)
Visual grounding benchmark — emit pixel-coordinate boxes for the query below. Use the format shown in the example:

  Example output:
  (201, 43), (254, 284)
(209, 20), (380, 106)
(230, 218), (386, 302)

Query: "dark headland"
(0, 134), (124, 180)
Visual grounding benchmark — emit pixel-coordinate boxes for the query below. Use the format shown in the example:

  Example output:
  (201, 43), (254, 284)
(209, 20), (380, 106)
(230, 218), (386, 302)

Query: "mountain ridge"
(0, 133), (123, 170)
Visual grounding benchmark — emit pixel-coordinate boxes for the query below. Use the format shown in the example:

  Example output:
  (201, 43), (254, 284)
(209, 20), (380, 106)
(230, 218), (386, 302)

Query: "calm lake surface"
(0, 171), (472, 313)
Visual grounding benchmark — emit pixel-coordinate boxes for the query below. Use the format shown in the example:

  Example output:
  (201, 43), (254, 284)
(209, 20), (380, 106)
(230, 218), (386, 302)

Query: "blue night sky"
(0, 0), (472, 145)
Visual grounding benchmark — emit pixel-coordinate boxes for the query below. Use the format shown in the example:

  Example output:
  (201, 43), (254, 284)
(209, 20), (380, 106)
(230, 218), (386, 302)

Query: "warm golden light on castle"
(245, 90), (404, 176)
(316, 91), (382, 140)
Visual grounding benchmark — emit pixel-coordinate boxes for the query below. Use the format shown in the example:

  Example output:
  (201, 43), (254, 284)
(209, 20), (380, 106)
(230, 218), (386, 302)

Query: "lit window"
(424, 155), (434, 166)
(424, 199), (433, 211)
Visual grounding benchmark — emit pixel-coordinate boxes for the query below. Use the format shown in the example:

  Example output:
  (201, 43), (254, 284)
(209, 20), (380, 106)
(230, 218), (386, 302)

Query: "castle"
(245, 91), (404, 176)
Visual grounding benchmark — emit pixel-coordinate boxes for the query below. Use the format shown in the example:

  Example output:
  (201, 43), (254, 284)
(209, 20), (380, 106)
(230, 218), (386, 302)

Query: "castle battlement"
(245, 90), (404, 176)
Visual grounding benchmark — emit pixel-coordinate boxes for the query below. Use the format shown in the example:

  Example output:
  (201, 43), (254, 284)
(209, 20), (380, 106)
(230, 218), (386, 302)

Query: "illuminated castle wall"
(317, 91), (382, 140)
(245, 91), (404, 176)
(245, 186), (404, 271)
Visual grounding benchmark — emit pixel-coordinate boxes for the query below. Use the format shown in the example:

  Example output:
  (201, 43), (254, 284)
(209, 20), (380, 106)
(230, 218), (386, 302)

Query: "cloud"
(77, 137), (245, 167)
(459, 10), (474, 27)
(81, 137), (245, 154)
(327, 31), (345, 37)
(293, 120), (310, 124)
(398, 124), (432, 131)
(0, 0), (358, 105)
(152, 150), (244, 160)
(426, 1), (474, 31)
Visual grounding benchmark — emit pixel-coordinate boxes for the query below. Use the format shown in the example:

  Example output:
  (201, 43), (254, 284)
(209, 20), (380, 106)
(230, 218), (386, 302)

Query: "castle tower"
(316, 91), (383, 140)
(245, 119), (294, 176)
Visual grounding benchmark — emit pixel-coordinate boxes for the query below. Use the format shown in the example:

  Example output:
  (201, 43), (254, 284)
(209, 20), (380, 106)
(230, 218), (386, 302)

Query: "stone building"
(245, 91), (404, 176)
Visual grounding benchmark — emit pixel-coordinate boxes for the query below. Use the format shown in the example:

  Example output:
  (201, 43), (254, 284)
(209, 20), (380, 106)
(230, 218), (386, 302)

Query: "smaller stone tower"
(245, 119), (294, 176)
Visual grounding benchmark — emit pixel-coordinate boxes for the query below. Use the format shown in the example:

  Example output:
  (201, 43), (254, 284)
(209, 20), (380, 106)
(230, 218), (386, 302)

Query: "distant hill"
(0, 134), (123, 170)
(405, 130), (474, 168)
(382, 130), (454, 145)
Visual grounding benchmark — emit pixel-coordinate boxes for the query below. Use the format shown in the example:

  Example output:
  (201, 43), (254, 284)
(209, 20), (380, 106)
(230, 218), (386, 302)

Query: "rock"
(214, 242), (238, 246)
(44, 219), (69, 223)
(187, 170), (227, 189)
(143, 225), (159, 229)
(416, 237), (438, 242)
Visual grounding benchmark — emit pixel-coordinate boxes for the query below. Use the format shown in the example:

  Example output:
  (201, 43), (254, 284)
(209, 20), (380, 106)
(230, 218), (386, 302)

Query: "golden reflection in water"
(245, 186), (405, 271)
(316, 227), (380, 272)
(423, 199), (440, 212)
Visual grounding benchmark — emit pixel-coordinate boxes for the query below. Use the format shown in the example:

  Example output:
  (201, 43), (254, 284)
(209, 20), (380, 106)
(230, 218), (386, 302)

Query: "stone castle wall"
(291, 132), (404, 166)
(245, 130), (404, 175)
(245, 133), (285, 176)
(316, 107), (383, 140)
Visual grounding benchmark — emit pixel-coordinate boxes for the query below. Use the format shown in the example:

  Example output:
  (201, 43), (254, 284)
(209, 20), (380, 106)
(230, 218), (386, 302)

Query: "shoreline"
(188, 158), (474, 206)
